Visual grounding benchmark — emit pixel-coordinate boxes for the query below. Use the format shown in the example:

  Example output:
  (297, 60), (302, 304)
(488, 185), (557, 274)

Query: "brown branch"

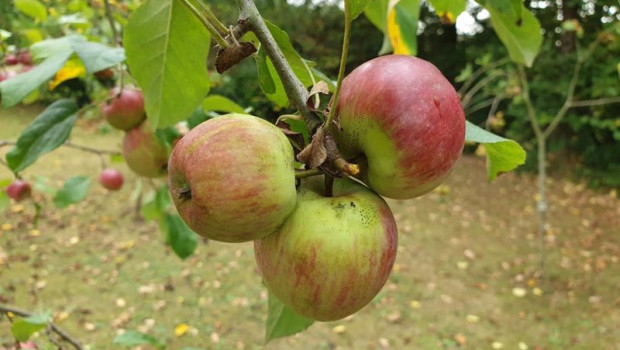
(0, 304), (85, 350)
(103, 0), (120, 46)
(63, 142), (120, 156)
(570, 97), (620, 107)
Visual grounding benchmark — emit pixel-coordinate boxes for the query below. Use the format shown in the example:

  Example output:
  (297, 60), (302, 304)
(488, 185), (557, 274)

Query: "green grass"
(1, 105), (619, 350)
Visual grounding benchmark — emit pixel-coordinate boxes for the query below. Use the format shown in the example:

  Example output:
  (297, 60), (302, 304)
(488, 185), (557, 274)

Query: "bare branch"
(570, 97), (620, 107)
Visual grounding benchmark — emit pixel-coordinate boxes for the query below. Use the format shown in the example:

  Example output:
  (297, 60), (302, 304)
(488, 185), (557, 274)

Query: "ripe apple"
(101, 86), (146, 130)
(99, 168), (124, 190)
(17, 51), (33, 65)
(6, 179), (32, 201)
(0, 70), (17, 82)
(254, 177), (398, 321)
(333, 54), (465, 199)
(4, 54), (18, 66)
(122, 121), (169, 178)
(168, 114), (297, 243)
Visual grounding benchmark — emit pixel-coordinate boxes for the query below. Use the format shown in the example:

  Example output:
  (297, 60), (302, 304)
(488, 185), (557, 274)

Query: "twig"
(458, 57), (510, 96)
(325, 0), (352, 127)
(180, 0), (229, 48)
(64, 142), (121, 156)
(236, 0), (320, 130)
(570, 97), (620, 107)
(0, 304), (85, 350)
(294, 168), (323, 178)
(103, 0), (120, 46)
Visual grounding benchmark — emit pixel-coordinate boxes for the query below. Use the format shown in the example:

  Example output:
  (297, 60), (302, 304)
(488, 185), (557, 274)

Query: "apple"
(17, 51), (33, 65)
(4, 54), (18, 66)
(101, 87), (146, 130)
(0, 70), (17, 82)
(333, 54), (465, 199)
(99, 168), (124, 190)
(122, 121), (169, 178)
(6, 179), (32, 201)
(254, 177), (398, 321)
(168, 114), (297, 243)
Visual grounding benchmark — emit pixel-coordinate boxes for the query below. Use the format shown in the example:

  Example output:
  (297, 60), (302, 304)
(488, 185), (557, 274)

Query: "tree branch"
(103, 0), (120, 46)
(0, 140), (120, 156)
(0, 304), (85, 350)
(236, 0), (320, 130)
(570, 97), (620, 107)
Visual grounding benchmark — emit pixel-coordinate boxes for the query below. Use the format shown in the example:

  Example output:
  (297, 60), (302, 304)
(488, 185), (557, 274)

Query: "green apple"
(333, 55), (466, 199)
(122, 121), (169, 178)
(254, 177), (398, 321)
(168, 114), (297, 243)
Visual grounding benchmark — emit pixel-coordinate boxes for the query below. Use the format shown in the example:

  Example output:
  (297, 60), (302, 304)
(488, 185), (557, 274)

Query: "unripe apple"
(99, 168), (124, 190)
(101, 87), (146, 131)
(333, 55), (465, 199)
(168, 114), (297, 243)
(6, 179), (32, 201)
(255, 177), (398, 321)
(122, 121), (169, 178)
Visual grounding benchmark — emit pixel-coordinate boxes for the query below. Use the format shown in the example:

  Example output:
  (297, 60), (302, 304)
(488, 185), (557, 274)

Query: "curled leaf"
(215, 42), (257, 73)
(297, 127), (327, 168)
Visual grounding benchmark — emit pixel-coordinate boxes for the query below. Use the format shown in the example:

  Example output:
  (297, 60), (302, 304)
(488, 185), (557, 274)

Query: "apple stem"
(295, 168), (323, 179)
(324, 174), (334, 197)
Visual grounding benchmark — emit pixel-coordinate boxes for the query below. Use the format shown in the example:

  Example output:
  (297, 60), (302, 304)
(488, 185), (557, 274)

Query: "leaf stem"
(294, 168), (323, 178)
(180, 0), (229, 48)
(325, 1), (352, 127)
(196, 0), (230, 37)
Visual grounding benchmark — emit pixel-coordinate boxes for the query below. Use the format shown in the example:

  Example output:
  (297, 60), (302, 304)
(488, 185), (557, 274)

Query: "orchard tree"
(0, 0), (540, 347)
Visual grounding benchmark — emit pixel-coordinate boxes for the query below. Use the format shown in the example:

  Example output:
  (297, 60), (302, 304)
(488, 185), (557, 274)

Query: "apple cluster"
(99, 86), (170, 189)
(168, 55), (465, 321)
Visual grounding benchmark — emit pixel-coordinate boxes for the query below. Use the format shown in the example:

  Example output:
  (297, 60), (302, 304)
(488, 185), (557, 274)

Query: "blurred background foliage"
(1, 0), (618, 187)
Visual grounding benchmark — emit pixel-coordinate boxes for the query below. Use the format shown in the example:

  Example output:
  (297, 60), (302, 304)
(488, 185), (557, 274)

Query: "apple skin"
(254, 177), (398, 321)
(99, 168), (124, 190)
(17, 51), (33, 65)
(6, 180), (32, 201)
(4, 54), (18, 66)
(122, 121), (169, 178)
(168, 114), (297, 243)
(101, 87), (146, 130)
(333, 55), (465, 199)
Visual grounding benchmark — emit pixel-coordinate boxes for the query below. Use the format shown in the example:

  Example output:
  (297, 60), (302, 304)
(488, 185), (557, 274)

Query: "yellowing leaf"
(174, 323), (189, 337)
(49, 59), (86, 90)
(386, 0), (419, 55)
(387, 8), (410, 55)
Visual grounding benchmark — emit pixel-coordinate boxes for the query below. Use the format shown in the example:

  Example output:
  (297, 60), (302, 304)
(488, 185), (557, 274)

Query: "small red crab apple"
(122, 121), (169, 178)
(101, 86), (146, 131)
(333, 55), (466, 199)
(99, 168), (124, 190)
(6, 179), (32, 201)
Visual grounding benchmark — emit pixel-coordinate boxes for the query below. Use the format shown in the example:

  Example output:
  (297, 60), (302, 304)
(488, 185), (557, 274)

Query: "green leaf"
(71, 39), (125, 73)
(265, 291), (314, 343)
(363, 0), (389, 31)
(0, 38), (74, 107)
(465, 121), (526, 180)
(426, 0), (466, 22)
(5, 99), (78, 173)
(54, 176), (91, 208)
(113, 330), (165, 350)
(14, 0), (47, 22)
(202, 95), (245, 114)
(348, 0), (372, 20)
(480, 1), (542, 67)
(10, 311), (51, 342)
(164, 213), (198, 259)
(124, 0), (211, 128)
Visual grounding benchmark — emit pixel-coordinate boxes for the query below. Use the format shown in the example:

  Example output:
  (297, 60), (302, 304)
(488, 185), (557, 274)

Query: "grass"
(1, 104), (618, 350)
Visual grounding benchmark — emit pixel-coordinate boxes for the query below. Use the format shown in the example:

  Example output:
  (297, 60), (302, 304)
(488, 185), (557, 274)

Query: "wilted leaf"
(296, 127), (327, 168)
